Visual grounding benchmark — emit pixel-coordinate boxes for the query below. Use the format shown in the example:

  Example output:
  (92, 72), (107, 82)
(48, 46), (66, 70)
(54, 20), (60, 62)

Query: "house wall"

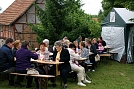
(0, 25), (15, 39)
(14, 0), (45, 48)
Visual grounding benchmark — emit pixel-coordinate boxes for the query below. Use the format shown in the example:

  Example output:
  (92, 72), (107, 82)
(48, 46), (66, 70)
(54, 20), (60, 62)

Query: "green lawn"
(0, 60), (134, 89)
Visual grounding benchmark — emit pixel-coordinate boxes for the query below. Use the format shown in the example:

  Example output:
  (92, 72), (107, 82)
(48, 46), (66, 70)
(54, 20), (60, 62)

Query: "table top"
(104, 46), (111, 49)
(99, 53), (112, 57)
(77, 57), (87, 61)
(31, 59), (64, 64)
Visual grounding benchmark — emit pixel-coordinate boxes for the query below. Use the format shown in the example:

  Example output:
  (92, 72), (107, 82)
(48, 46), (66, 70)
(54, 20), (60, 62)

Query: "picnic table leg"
(44, 78), (48, 89)
(38, 78), (42, 89)
(44, 65), (48, 74)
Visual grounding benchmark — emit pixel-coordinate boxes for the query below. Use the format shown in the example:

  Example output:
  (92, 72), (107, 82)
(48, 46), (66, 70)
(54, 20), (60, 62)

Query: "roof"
(0, 0), (35, 25)
(114, 8), (134, 24)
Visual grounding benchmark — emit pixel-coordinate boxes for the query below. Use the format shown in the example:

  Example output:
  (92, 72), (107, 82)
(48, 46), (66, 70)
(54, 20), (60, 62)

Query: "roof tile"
(0, 0), (34, 25)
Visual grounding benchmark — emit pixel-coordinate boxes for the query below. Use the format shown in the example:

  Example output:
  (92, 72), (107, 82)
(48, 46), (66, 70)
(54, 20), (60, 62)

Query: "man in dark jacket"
(0, 38), (15, 86)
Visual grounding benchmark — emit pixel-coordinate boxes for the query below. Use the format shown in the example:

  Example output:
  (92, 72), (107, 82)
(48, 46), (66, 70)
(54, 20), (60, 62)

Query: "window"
(110, 12), (115, 22)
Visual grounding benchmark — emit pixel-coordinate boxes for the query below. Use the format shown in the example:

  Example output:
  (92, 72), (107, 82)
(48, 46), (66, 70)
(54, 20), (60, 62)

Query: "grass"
(0, 60), (134, 89)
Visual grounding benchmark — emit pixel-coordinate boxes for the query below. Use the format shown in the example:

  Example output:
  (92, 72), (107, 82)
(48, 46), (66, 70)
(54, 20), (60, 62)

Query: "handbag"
(26, 68), (39, 75)
(95, 54), (100, 62)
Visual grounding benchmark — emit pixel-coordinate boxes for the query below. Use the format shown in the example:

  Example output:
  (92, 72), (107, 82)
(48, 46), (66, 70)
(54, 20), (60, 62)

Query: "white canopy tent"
(101, 8), (134, 63)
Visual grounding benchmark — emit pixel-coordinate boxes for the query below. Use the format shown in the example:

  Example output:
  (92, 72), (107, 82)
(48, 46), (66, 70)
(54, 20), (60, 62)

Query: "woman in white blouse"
(68, 43), (91, 86)
(36, 43), (49, 61)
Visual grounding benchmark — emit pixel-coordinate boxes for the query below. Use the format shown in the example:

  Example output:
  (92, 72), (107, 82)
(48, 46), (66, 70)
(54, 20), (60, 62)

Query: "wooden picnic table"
(99, 53), (112, 64)
(31, 59), (64, 74)
(104, 46), (111, 53)
(31, 60), (63, 64)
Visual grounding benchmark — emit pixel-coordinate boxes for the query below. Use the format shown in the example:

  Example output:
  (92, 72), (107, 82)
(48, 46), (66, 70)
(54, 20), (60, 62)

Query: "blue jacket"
(0, 45), (14, 72)
(16, 46), (38, 70)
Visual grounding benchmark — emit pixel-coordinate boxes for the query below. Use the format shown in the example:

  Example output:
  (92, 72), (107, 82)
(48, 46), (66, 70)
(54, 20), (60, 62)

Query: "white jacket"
(67, 48), (81, 70)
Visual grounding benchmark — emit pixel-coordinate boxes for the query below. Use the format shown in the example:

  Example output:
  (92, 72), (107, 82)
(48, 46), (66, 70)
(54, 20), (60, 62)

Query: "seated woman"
(15, 41), (44, 89)
(85, 38), (97, 72)
(73, 40), (80, 53)
(92, 38), (98, 49)
(36, 42), (56, 86)
(12, 40), (21, 57)
(97, 36), (107, 52)
(53, 41), (71, 89)
(36, 42), (49, 61)
(68, 43), (91, 86)
(79, 41), (90, 70)
(36, 42), (48, 74)
(98, 43), (104, 54)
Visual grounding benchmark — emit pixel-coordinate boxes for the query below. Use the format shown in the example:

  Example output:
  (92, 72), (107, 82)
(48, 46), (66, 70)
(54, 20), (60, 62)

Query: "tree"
(101, 0), (134, 18)
(30, 0), (101, 44)
(99, 0), (134, 23)
(101, 0), (124, 17)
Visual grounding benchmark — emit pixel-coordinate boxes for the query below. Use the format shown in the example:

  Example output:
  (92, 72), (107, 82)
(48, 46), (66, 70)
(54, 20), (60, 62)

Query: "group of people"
(0, 36), (106, 89)
(0, 38), (43, 89)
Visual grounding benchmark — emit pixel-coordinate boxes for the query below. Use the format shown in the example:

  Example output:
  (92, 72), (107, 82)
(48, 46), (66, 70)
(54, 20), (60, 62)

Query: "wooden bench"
(109, 52), (118, 60)
(86, 64), (93, 71)
(99, 53), (112, 57)
(87, 64), (92, 67)
(10, 73), (55, 89)
(0, 71), (8, 81)
(99, 54), (112, 64)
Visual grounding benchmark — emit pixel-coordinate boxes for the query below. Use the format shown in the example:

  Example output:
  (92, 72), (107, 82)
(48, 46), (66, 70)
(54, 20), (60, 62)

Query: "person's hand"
(77, 52), (81, 55)
(56, 58), (60, 61)
(35, 47), (38, 51)
(42, 58), (45, 61)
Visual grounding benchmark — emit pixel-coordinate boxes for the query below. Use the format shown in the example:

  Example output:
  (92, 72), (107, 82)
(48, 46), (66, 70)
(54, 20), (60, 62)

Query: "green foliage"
(100, 0), (134, 22)
(29, 0), (101, 45)
(96, 0), (134, 33)
(98, 10), (105, 23)
(101, 0), (124, 18)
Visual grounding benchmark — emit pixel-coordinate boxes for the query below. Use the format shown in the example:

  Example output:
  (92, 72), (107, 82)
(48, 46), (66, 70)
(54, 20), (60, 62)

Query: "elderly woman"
(53, 41), (71, 89)
(68, 43), (91, 86)
(36, 42), (56, 86)
(36, 42), (49, 61)
(43, 39), (53, 52)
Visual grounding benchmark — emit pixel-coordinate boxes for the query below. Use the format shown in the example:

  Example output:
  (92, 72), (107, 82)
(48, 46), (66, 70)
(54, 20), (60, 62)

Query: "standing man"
(0, 38), (15, 86)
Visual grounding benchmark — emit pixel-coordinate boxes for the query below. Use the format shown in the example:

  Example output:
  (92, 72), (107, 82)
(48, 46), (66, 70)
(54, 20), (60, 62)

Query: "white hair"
(43, 39), (49, 44)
